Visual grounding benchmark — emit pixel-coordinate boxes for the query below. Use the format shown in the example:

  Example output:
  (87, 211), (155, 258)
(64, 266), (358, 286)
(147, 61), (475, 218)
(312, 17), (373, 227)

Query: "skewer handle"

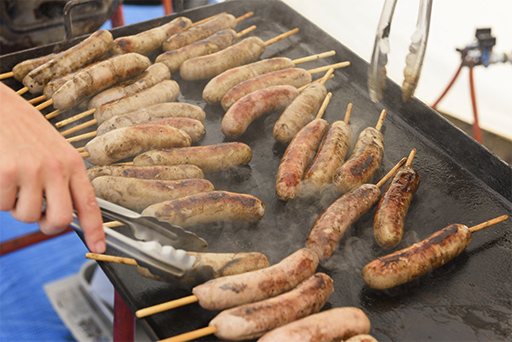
(405, 148), (417, 167)
(79, 151), (90, 158)
(307, 61), (350, 75)
(0, 71), (14, 80)
(190, 12), (226, 27)
(16, 86), (29, 96)
(28, 94), (47, 105)
(45, 109), (64, 120)
(67, 131), (97, 143)
(236, 25), (257, 38)
(297, 74), (334, 92)
(86, 253), (138, 266)
(35, 98), (53, 111)
(376, 157), (407, 188)
(235, 11), (254, 22)
(344, 103), (353, 124)
(136, 295), (199, 318)
(264, 28), (299, 46)
(315, 92), (332, 120)
(55, 108), (96, 128)
(375, 109), (387, 131)
(292, 50), (336, 65)
(61, 118), (97, 137)
(160, 326), (217, 342)
(469, 215), (508, 233)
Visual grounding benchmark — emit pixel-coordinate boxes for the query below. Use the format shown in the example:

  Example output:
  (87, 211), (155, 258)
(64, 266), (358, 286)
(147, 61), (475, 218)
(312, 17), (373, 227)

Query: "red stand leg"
(114, 290), (135, 342)
(431, 63), (463, 110)
(468, 66), (483, 143)
(162, 0), (173, 15)
(111, 4), (125, 28)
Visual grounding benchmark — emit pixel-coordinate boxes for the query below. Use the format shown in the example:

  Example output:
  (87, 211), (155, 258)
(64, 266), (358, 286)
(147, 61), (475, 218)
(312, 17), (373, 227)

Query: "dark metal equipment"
(0, 0), (511, 341)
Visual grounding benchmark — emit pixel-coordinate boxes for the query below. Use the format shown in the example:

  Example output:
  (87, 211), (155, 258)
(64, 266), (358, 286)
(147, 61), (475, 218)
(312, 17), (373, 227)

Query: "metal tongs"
(368, 0), (433, 103)
(70, 198), (215, 286)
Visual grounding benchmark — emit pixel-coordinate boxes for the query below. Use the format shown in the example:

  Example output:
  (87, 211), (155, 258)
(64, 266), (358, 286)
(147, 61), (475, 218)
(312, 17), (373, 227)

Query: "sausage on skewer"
(202, 51), (337, 104)
(306, 158), (407, 260)
(373, 148), (420, 248)
(8, 53), (58, 82)
(362, 215), (508, 290)
(179, 28), (299, 81)
(141, 190), (266, 227)
(135, 248), (318, 318)
(86, 164), (204, 181)
(92, 176), (214, 212)
(332, 109), (387, 194)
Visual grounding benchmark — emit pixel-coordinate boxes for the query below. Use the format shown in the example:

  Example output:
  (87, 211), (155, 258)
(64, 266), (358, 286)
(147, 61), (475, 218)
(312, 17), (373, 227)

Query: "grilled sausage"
(180, 36), (266, 81)
(141, 190), (265, 227)
(202, 57), (296, 104)
(345, 334), (379, 342)
(373, 166), (420, 249)
(362, 223), (473, 290)
(12, 53), (57, 82)
(92, 176), (214, 212)
(162, 13), (237, 51)
(258, 307), (371, 342)
(333, 127), (384, 194)
(275, 119), (329, 201)
(52, 53), (151, 110)
(122, 117), (205, 142)
(86, 164), (204, 181)
(221, 68), (313, 111)
(23, 29), (113, 94)
(133, 142), (252, 173)
(210, 273), (333, 341)
(156, 29), (238, 73)
(192, 248), (319, 310)
(273, 83), (328, 144)
(303, 120), (352, 189)
(306, 184), (382, 260)
(94, 80), (180, 124)
(96, 102), (205, 135)
(112, 16), (192, 55)
(137, 251), (270, 281)
(87, 63), (171, 109)
(84, 124), (191, 165)
(221, 85), (299, 139)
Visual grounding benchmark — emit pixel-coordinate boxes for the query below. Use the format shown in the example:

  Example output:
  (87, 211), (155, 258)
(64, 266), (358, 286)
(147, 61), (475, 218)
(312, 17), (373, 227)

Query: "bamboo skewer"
(405, 148), (417, 167)
(60, 118), (97, 137)
(162, 326), (217, 342)
(292, 50), (336, 65)
(264, 28), (299, 47)
(137, 295), (199, 319)
(375, 109), (387, 131)
(235, 11), (254, 23)
(16, 86), (29, 95)
(0, 71), (14, 80)
(190, 12), (227, 27)
(76, 146), (85, 152)
(469, 214), (508, 233)
(376, 157), (407, 189)
(35, 98), (53, 111)
(344, 103), (353, 124)
(315, 92), (332, 120)
(68, 131), (97, 143)
(86, 253), (138, 266)
(307, 61), (350, 75)
(45, 109), (64, 120)
(236, 25), (257, 38)
(28, 94), (47, 105)
(55, 108), (96, 128)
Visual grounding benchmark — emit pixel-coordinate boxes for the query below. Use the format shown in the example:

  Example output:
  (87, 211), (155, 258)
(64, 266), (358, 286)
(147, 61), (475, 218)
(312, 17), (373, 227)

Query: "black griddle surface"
(2, 1), (511, 341)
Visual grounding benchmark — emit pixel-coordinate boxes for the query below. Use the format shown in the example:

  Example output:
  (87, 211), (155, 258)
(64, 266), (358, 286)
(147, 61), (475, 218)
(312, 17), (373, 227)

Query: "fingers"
(69, 155), (105, 253)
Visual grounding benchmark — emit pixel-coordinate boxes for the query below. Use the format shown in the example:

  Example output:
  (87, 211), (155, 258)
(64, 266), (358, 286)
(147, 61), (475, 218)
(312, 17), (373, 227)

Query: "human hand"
(0, 83), (105, 253)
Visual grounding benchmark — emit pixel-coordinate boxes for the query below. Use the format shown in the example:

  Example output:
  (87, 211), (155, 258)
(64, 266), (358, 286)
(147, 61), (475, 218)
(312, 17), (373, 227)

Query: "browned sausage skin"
(275, 119), (329, 201)
(133, 142), (252, 173)
(221, 85), (299, 139)
(258, 307), (371, 342)
(332, 127), (384, 194)
(140, 190), (265, 227)
(86, 164), (204, 181)
(191, 248), (319, 311)
(202, 57), (295, 104)
(306, 184), (382, 260)
(12, 53), (57, 82)
(210, 273), (334, 341)
(373, 166), (420, 249)
(362, 223), (472, 290)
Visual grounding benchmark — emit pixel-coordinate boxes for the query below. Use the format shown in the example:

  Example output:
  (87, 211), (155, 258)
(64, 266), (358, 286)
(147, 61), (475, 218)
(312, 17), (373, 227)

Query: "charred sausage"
(332, 127), (384, 194)
(162, 13), (237, 51)
(84, 124), (191, 165)
(220, 68), (313, 110)
(275, 118), (329, 201)
(306, 184), (382, 260)
(156, 29), (238, 73)
(23, 29), (113, 94)
(96, 102), (205, 134)
(112, 17), (192, 55)
(87, 63), (171, 109)
(86, 164), (204, 181)
(94, 80), (180, 124)
(202, 57), (296, 104)
(210, 273), (333, 341)
(273, 82), (327, 144)
(373, 165), (420, 249)
(192, 248), (319, 310)
(52, 53), (151, 110)
(12, 53), (58, 82)
(92, 176), (214, 212)
(180, 36), (266, 81)
(141, 190), (265, 227)
(133, 142), (252, 172)
(303, 120), (352, 189)
(362, 223), (474, 290)
(258, 307), (371, 342)
(221, 85), (299, 139)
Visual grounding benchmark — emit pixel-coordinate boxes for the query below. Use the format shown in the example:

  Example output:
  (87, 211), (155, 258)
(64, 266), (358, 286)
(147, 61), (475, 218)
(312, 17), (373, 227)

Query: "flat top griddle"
(2, 0), (511, 341)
